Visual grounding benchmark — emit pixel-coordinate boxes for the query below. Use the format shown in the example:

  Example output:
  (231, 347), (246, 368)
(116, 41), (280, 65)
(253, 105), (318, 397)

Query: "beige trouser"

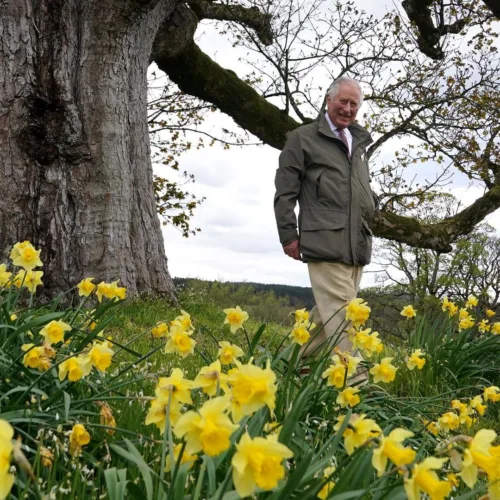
(300, 261), (363, 359)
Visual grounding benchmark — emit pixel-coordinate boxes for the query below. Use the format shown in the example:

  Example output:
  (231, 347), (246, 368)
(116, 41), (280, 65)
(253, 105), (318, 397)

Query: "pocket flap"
(362, 219), (373, 235)
(301, 211), (347, 231)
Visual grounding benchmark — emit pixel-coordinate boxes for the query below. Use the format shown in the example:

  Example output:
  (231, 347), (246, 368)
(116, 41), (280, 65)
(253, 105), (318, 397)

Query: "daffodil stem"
(243, 327), (252, 356)
(216, 466), (233, 500)
(283, 344), (301, 415)
(158, 392), (173, 500)
(192, 462), (206, 500)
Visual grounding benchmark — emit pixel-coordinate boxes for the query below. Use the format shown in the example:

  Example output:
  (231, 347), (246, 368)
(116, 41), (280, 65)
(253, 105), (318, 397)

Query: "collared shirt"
(324, 112), (352, 156)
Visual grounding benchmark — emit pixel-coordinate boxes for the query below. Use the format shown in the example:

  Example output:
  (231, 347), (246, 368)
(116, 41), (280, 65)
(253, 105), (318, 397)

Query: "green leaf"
(63, 391), (71, 422)
(278, 384), (313, 446)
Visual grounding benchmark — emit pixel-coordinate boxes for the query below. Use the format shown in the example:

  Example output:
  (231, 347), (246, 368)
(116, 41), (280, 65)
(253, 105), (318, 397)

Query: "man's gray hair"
(327, 77), (363, 104)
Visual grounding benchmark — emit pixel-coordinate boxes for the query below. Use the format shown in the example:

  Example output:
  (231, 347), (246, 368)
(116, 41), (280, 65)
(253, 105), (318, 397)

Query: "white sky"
(155, 1), (500, 290)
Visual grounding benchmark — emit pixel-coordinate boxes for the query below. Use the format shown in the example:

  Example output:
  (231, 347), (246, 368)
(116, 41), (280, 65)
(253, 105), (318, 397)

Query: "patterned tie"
(336, 128), (350, 159)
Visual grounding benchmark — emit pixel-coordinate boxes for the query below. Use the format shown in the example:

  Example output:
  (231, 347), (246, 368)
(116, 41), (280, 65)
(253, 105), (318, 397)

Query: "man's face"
(326, 84), (361, 129)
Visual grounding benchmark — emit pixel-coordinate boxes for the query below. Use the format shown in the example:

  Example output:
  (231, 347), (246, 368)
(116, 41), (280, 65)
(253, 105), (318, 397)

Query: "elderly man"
(274, 76), (375, 359)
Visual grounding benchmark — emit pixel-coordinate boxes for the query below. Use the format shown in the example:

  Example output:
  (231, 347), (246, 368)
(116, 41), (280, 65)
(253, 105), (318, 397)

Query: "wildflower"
(40, 446), (54, 469)
(175, 310), (194, 332)
(0, 264), (12, 287)
(59, 355), (93, 382)
(155, 368), (194, 405)
(294, 308), (309, 324)
(404, 457), (451, 500)
(145, 398), (182, 430)
(491, 322), (500, 335)
(88, 340), (114, 372)
(461, 429), (500, 497)
(337, 387), (360, 408)
(322, 362), (347, 389)
(486, 309), (496, 318)
(11, 241), (43, 270)
(232, 432), (293, 497)
(14, 269), (44, 292)
(290, 322), (312, 345)
(465, 294), (479, 309)
(0, 420), (14, 499)
(218, 341), (244, 365)
(372, 428), (416, 476)
(478, 319), (490, 333)
(223, 306), (249, 333)
(193, 360), (229, 397)
(317, 466), (336, 500)
(407, 349), (426, 370)
(400, 305), (417, 319)
(350, 328), (384, 357)
(40, 320), (71, 345)
(437, 412), (460, 433)
(484, 386), (500, 403)
(69, 424), (91, 455)
(345, 298), (371, 328)
(164, 325), (196, 358)
(152, 322), (168, 338)
(76, 278), (96, 297)
(97, 402), (116, 435)
(174, 396), (238, 456)
(334, 414), (381, 455)
(469, 395), (487, 416)
(370, 357), (397, 384)
(227, 360), (277, 422)
(164, 443), (197, 473)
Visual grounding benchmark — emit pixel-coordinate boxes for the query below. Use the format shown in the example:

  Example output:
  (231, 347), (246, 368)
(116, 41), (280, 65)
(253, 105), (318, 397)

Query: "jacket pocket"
(299, 211), (347, 261)
(355, 218), (373, 265)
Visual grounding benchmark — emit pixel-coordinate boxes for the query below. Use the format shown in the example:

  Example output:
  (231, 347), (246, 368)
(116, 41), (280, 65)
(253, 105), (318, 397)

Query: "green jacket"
(274, 113), (375, 266)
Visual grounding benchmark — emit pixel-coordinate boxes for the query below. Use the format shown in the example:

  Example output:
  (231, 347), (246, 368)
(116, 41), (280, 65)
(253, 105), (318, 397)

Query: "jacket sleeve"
(274, 129), (305, 246)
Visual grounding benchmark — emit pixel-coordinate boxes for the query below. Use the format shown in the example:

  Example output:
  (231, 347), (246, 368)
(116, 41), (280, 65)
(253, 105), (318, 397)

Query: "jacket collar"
(317, 111), (372, 145)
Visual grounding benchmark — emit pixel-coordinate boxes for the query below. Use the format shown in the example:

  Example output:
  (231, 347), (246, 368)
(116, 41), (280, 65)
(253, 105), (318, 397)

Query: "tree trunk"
(0, 0), (177, 300)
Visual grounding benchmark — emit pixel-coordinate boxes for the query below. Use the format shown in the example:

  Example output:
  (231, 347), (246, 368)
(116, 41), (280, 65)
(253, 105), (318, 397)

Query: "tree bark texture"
(0, 0), (178, 299)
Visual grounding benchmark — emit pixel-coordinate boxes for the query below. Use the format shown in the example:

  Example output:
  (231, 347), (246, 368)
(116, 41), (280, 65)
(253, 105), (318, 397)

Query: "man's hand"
(283, 240), (301, 261)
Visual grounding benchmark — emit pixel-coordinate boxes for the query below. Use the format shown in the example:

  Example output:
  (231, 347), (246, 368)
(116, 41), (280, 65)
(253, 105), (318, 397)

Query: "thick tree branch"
(189, 1), (273, 45)
(483, 0), (500, 19)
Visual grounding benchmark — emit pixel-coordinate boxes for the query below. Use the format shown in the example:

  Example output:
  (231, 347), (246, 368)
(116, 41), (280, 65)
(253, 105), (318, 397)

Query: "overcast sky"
(154, 1), (500, 290)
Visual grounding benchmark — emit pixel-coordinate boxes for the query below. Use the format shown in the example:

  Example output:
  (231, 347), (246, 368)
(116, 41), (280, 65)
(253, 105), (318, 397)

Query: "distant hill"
(173, 277), (316, 309)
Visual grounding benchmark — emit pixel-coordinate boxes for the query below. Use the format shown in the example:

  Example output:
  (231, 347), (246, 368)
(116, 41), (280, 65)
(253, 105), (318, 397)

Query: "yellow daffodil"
(400, 305), (417, 319)
(459, 308), (470, 320)
(491, 322), (500, 335)
(469, 395), (487, 416)
(459, 316), (475, 331)
(484, 386), (500, 403)
(69, 424), (90, 455)
(164, 325), (196, 358)
(322, 362), (347, 389)
(437, 412), (460, 433)
(227, 360), (277, 422)
(155, 368), (194, 405)
(446, 473), (459, 488)
(442, 297), (459, 317)
(294, 308), (309, 324)
(22, 344), (45, 369)
(345, 298), (371, 328)
(218, 341), (244, 365)
(14, 269), (44, 292)
(485, 309), (496, 318)
(174, 396), (238, 456)
(370, 357), (397, 384)
(223, 306), (249, 333)
(109, 280), (127, 300)
(96, 281), (126, 302)
(40, 446), (54, 469)
(451, 400), (474, 428)
(407, 349), (426, 370)
(334, 414), (381, 455)
(337, 387), (361, 408)
(145, 398), (182, 430)
(478, 319), (490, 333)
(372, 428), (416, 476)
(333, 350), (363, 376)
(0, 420), (14, 499)
(422, 419), (440, 437)
(77, 278), (96, 297)
(89, 340), (114, 372)
(0, 264), (12, 287)
(232, 432), (293, 497)
(175, 310), (194, 332)
(40, 320), (71, 345)
(164, 443), (197, 473)
(58, 355), (92, 382)
(404, 457), (451, 500)
(350, 328), (384, 357)
(97, 401), (116, 435)
(290, 322), (312, 345)
(317, 466), (336, 500)
(11, 241), (43, 270)
(193, 360), (229, 396)
(465, 294), (479, 309)
(152, 322), (168, 338)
